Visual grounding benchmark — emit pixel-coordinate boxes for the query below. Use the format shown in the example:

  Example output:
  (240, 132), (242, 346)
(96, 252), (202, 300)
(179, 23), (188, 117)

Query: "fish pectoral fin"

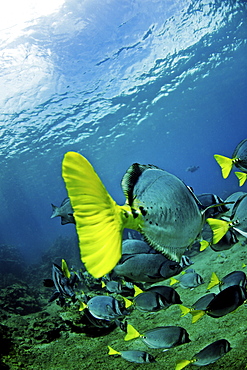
(207, 272), (220, 290)
(124, 323), (141, 341)
(214, 154), (233, 178)
(175, 359), (193, 370)
(235, 172), (247, 186)
(206, 218), (230, 244)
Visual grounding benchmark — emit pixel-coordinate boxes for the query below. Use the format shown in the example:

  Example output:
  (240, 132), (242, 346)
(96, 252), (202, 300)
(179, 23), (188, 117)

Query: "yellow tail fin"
(124, 323), (141, 341)
(108, 346), (120, 356)
(170, 277), (179, 286)
(61, 259), (71, 278)
(79, 301), (87, 311)
(214, 154), (233, 178)
(190, 310), (206, 323)
(123, 297), (133, 308)
(134, 285), (143, 297)
(175, 360), (192, 370)
(62, 152), (142, 278)
(207, 272), (220, 290)
(235, 172), (247, 186)
(206, 218), (230, 244)
(179, 305), (191, 317)
(200, 240), (209, 251)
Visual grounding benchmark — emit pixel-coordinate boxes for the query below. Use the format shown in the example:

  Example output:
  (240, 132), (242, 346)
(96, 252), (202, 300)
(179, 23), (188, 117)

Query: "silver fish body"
(119, 350), (155, 363)
(86, 295), (127, 321)
(141, 326), (190, 349)
(122, 165), (203, 262)
(193, 339), (231, 366)
(114, 253), (182, 283)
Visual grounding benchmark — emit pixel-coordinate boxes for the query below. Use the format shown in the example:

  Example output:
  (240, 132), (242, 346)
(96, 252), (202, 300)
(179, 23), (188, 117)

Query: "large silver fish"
(62, 153), (205, 278)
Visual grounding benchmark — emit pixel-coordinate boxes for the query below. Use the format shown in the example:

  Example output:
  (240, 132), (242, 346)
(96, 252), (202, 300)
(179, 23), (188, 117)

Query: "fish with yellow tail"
(124, 323), (190, 349)
(107, 346), (155, 364)
(189, 285), (247, 323)
(62, 152), (206, 278)
(175, 339), (231, 369)
(206, 192), (247, 244)
(214, 138), (247, 185)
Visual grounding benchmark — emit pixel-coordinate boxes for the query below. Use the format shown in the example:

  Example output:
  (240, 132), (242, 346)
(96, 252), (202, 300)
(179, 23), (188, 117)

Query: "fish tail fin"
(134, 284), (144, 296)
(123, 297), (133, 308)
(214, 154), (233, 178)
(170, 277), (179, 286)
(206, 218), (230, 244)
(175, 359), (193, 370)
(207, 272), (220, 290)
(200, 240), (210, 251)
(108, 346), (120, 356)
(190, 310), (206, 323)
(61, 259), (71, 278)
(124, 323), (141, 341)
(50, 204), (58, 218)
(179, 305), (191, 317)
(62, 152), (143, 278)
(235, 172), (247, 186)
(79, 301), (87, 311)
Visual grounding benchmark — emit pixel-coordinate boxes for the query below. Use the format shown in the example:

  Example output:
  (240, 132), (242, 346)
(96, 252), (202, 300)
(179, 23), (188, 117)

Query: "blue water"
(0, 0), (246, 262)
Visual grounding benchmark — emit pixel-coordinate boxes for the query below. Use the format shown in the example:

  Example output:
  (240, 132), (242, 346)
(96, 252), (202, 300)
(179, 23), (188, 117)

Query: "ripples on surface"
(1, 0), (246, 162)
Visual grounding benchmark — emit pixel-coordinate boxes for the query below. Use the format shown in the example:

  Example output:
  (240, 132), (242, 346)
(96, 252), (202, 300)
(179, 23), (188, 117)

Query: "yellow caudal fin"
(235, 172), (247, 186)
(214, 154), (233, 179)
(175, 360), (192, 370)
(62, 152), (143, 278)
(200, 240), (210, 251)
(170, 277), (179, 286)
(123, 297), (133, 308)
(61, 259), (71, 278)
(190, 310), (206, 323)
(206, 218), (230, 244)
(108, 346), (120, 356)
(134, 285), (143, 297)
(207, 272), (220, 290)
(124, 323), (141, 341)
(79, 301), (87, 311)
(179, 305), (191, 317)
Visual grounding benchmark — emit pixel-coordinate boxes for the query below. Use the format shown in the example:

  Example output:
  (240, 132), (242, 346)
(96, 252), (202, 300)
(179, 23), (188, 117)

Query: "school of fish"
(47, 138), (247, 368)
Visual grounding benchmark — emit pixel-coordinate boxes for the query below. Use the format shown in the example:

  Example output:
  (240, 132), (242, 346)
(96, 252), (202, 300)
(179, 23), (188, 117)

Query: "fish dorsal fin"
(214, 154), (233, 178)
(235, 172), (247, 187)
(60, 197), (70, 206)
(121, 163), (159, 206)
(124, 323), (141, 341)
(175, 359), (193, 370)
(207, 272), (220, 290)
(108, 346), (120, 356)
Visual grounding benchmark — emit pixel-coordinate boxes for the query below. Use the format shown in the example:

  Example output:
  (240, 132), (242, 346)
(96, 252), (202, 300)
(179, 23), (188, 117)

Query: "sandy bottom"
(2, 239), (247, 370)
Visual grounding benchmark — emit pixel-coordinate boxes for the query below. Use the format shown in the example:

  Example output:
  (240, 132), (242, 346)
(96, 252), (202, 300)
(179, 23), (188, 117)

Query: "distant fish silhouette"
(186, 166), (199, 173)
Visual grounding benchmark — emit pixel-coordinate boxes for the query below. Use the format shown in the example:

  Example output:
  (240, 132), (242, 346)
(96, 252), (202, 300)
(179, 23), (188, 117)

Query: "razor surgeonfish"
(170, 269), (204, 289)
(207, 271), (247, 291)
(80, 295), (128, 321)
(113, 253), (182, 283)
(176, 339), (231, 369)
(214, 138), (247, 185)
(62, 152), (204, 278)
(51, 197), (75, 225)
(108, 346), (155, 364)
(190, 285), (247, 323)
(125, 323), (190, 349)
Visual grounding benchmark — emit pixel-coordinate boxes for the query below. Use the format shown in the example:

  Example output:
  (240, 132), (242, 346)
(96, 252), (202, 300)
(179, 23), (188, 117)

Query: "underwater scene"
(1, 0), (247, 369)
